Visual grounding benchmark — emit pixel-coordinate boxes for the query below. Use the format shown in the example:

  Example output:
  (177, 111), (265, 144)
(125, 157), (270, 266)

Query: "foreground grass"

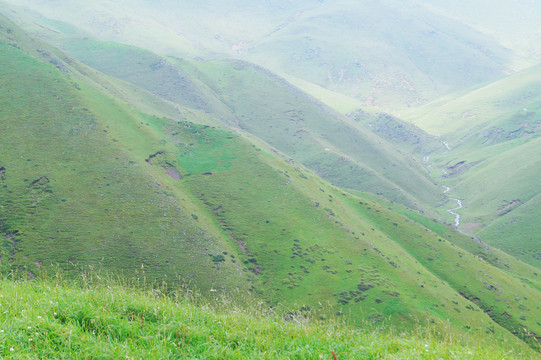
(0, 276), (536, 359)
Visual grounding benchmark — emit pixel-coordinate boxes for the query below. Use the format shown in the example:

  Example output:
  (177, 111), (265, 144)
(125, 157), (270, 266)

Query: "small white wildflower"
(54, 312), (57, 316)
(27, 326), (31, 330)
(0, 329), (4, 333)
(29, 338), (33, 341)
(37, 316), (42, 319)
(9, 348), (14, 352)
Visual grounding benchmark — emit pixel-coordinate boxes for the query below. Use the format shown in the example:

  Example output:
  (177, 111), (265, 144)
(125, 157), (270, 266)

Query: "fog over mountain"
(4, 0), (540, 110)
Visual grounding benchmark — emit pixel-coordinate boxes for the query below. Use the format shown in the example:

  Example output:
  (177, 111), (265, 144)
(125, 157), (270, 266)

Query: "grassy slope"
(2, 13), (541, 351)
(379, 196), (541, 293)
(403, 66), (541, 267)
(174, 58), (444, 210)
(347, 109), (445, 156)
(405, 64), (541, 136)
(21, 21), (444, 212)
(0, 21), (250, 292)
(1, 277), (538, 359)
(148, 113), (541, 350)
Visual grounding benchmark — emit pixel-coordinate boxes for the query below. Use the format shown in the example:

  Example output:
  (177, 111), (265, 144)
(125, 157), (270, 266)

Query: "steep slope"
(13, 19), (444, 212)
(0, 23), (254, 292)
(1, 13), (541, 351)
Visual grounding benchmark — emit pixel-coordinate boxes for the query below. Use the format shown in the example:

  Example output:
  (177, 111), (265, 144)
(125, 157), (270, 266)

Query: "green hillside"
(401, 66), (541, 268)
(1, 5), (541, 354)
(0, 37), (251, 292)
(173, 58), (443, 210)
(15, 20), (444, 212)
(405, 64), (541, 136)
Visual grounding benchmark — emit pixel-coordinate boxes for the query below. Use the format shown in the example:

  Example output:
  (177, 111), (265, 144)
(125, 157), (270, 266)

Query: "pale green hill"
(1, 0), (521, 111)
(405, 64), (541, 136)
(415, 0), (541, 62)
(242, 0), (515, 111)
(402, 66), (541, 268)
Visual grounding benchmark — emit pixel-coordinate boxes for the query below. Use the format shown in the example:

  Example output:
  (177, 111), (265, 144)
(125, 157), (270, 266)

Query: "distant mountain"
(1, 0), (525, 111)
(414, 0), (541, 61)
(242, 0), (518, 111)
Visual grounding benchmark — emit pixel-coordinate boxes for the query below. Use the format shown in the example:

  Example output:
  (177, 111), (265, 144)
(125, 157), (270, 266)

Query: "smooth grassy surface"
(405, 64), (541, 136)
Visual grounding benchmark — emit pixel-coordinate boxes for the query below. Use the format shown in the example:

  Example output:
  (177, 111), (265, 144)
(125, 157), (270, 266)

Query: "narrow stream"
(436, 147), (489, 251)
(443, 186), (462, 227)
